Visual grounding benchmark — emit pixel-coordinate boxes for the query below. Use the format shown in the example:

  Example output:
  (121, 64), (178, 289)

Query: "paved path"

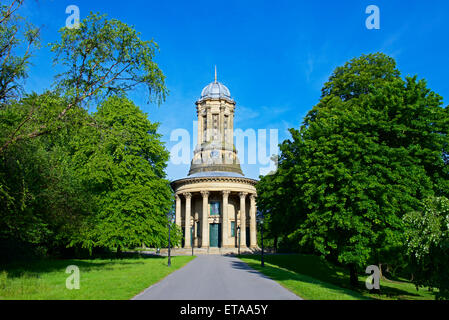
(133, 255), (302, 300)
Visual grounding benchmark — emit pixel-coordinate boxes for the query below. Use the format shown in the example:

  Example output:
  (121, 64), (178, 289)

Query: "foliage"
(67, 96), (179, 252)
(240, 254), (437, 300)
(0, 92), (96, 258)
(403, 196), (449, 299)
(0, 6), (174, 261)
(0, 11), (167, 153)
(257, 53), (449, 284)
(50, 12), (167, 106)
(0, 0), (40, 105)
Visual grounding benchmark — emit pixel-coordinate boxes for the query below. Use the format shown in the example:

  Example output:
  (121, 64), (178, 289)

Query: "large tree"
(0, 11), (167, 153)
(0, 5), (173, 259)
(0, 92), (93, 259)
(257, 53), (449, 285)
(68, 96), (178, 252)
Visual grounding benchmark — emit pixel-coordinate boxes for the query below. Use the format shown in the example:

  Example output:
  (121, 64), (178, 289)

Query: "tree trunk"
(116, 246), (122, 257)
(349, 264), (359, 287)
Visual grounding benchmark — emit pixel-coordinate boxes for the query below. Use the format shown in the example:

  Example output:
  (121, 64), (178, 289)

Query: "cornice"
(195, 97), (236, 105)
(171, 175), (258, 189)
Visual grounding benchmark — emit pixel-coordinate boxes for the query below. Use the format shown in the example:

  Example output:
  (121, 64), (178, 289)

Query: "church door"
(209, 223), (221, 248)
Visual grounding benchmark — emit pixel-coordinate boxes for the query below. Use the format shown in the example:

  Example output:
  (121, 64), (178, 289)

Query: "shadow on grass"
(1, 252), (167, 279)
(239, 259), (367, 300)
(239, 254), (432, 300)
(229, 259), (275, 281)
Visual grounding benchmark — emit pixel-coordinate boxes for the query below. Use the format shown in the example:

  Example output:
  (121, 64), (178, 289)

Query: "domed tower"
(189, 67), (243, 176)
(171, 68), (258, 254)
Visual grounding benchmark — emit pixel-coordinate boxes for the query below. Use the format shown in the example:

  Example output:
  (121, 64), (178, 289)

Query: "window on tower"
(224, 115), (228, 143)
(203, 116), (207, 141)
(213, 114), (218, 140)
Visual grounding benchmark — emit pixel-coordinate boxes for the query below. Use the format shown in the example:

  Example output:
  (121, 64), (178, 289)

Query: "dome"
(200, 81), (232, 100)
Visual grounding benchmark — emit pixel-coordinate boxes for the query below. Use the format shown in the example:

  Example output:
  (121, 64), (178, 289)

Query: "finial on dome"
(199, 68), (233, 101)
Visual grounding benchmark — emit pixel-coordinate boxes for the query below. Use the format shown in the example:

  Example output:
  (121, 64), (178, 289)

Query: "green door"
(209, 223), (221, 248)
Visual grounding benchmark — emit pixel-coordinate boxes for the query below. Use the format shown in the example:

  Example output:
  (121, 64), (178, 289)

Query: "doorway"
(209, 223), (222, 248)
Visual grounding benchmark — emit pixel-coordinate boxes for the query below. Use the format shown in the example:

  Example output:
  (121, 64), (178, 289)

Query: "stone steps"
(157, 247), (259, 256)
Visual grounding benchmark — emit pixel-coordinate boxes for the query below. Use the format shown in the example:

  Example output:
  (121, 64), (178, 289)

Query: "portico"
(173, 181), (258, 250)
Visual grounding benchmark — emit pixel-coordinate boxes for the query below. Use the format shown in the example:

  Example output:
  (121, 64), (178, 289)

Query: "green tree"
(0, 0), (39, 104)
(257, 53), (449, 286)
(0, 12), (166, 153)
(0, 6), (171, 260)
(256, 165), (305, 252)
(403, 196), (449, 299)
(0, 92), (94, 260)
(68, 96), (178, 252)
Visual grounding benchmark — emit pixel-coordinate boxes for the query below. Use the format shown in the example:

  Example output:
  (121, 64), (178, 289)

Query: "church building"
(171, 70), (258, 253)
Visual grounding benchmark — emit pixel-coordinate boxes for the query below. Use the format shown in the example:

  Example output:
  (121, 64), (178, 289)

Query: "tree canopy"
(257, 53), (449, 286)
(0, 3), (175, 260)
(1, 11), (167, 153)
(68, 96), (178, 252)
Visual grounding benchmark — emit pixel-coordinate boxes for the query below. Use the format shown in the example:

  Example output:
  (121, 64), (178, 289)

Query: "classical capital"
(239, 192), (248, 199)
(250, 194), (257, 201)
(175, 194), (180, 200)
(201, 190), (209, 198)
(183, 192), (192, 199)
(222, 190), (231, 197)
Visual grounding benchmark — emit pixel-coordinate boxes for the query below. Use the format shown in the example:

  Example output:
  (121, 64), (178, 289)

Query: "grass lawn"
(0, 254), (195, 300)
(240, 254), (437, 300)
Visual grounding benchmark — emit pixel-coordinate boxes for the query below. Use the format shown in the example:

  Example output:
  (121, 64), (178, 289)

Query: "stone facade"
(171, 72), (258, 252)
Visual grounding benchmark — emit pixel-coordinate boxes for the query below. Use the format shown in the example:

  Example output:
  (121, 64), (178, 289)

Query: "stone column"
(249, 194), (257, 248)
(222, 191), (230, 248)
(201, 191), (209, 248)
(184, 192), (192, 248)
(175, 194), (181, 228)
(239, 192), (248, 247)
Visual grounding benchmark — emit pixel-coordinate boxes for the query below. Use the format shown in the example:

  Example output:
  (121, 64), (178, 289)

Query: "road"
(133, 255), (302, 300)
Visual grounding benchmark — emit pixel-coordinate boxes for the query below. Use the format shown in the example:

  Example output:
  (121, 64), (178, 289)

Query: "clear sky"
(20, 0), (449, 181)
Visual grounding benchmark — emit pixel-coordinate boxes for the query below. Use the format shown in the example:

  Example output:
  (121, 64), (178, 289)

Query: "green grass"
(0, 254), (195, 300)
(239, 254), (437, 300)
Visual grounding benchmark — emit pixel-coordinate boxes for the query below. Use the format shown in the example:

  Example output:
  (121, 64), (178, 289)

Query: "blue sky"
(20, 0), (449, 180)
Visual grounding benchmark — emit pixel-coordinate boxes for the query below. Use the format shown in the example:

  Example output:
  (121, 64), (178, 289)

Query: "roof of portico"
(170, 171), (258, 192)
